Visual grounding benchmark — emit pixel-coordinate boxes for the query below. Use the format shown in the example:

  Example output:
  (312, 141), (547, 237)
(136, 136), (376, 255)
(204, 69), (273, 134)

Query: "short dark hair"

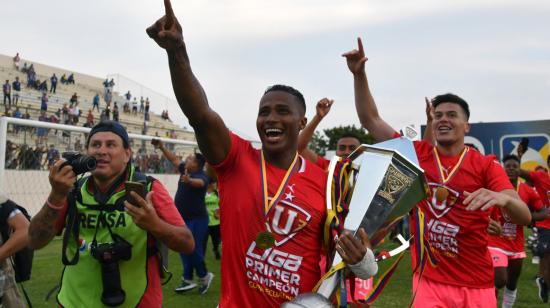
(339, 133), (361, 143)
(432, 93), (470, 120)
(502, 154), (520, 164)
(264, 84), (306, 115)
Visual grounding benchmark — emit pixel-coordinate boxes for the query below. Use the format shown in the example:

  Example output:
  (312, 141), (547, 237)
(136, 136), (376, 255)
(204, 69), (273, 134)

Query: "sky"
(3, 0), (550, 140)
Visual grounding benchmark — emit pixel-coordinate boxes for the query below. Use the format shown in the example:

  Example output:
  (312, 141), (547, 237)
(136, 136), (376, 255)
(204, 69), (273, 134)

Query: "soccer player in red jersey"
(488, 154), (546, 307)
(517, 147), (550, 302)
(147, 2), (377, 306)
(297, 98), (361, 170)
(344, 37), (531, 307)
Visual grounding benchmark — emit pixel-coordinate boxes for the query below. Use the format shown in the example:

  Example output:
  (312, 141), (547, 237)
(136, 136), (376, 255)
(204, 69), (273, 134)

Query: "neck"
(436, 142), (465, 156)
(263, 149), (298, 170)
(93, 168), (127, 192)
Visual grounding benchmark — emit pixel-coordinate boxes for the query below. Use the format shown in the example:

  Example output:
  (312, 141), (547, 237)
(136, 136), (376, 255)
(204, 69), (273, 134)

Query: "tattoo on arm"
(29, 204), (61, 249)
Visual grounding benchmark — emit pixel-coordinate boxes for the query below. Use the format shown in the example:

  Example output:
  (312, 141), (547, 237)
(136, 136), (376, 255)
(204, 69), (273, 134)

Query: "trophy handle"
(376, 234), (410, 261)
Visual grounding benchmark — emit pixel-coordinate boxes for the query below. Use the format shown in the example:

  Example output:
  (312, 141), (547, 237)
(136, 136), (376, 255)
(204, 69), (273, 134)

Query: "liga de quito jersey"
(488, 182), (543, 253)
(410, 141), (512, 288)
(213, 133), (327, 307)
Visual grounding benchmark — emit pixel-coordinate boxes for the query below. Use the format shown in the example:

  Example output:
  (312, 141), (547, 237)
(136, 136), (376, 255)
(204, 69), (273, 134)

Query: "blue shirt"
(174, 163), (209, 220)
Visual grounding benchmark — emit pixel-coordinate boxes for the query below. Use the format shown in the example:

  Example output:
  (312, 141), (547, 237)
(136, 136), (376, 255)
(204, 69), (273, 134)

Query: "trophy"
(282, 136), (428, 307)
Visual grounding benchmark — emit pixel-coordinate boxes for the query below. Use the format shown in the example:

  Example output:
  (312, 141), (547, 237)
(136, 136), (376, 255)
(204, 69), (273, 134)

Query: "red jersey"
(213, 133), (327, 307)
(488, 182), (543, 253)
(315, 155), (330, 171)
(409, 140), (512, 288)
(529, 170), (550, 229)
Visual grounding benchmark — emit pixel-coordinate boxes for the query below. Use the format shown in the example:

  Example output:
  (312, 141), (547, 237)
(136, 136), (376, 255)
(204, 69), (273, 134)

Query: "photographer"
(28, 121), (195, 308)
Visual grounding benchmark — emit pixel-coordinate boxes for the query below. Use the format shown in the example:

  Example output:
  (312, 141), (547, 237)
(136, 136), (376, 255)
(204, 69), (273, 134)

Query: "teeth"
(265, 128), (282, 134)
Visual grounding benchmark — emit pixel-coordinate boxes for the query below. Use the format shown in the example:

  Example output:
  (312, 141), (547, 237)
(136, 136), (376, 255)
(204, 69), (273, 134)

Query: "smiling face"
(256, 90), (306, 156)
(503, 159), (520, 182)
(87, 132), (131, 183)
(336, 137), (361, 157)
(433, 102), (470, 147)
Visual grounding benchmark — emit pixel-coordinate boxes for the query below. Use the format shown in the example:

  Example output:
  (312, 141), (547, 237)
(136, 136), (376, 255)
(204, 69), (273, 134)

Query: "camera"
(61, 152), (97, 175)
(90, 235), (132, 306)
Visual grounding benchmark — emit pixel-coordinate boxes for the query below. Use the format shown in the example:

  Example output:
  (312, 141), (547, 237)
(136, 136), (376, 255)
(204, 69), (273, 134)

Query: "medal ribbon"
(260, 151), (299, 217)
(433, 146), (469, 183)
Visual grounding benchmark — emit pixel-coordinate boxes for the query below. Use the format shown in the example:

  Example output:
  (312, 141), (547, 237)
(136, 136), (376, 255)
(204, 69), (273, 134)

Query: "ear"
(299, 117), (307, 131)
(464, 122), (471, 134)
(124, 148), (132, 163)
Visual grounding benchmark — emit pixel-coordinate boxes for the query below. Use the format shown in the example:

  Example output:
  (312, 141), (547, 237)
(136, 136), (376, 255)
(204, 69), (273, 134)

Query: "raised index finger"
(357, 37), (364, 56)
(164, 0), (175, 27)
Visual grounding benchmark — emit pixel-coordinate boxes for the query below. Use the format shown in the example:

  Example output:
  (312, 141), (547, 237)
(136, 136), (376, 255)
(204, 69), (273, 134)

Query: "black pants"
(3, 93), (10, 106)
(202, 225), (221, 256)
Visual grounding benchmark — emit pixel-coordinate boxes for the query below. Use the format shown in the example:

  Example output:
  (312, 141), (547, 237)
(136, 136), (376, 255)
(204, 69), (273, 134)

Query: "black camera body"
(62, 152), (97, 175)
(90, 235), (132, 307)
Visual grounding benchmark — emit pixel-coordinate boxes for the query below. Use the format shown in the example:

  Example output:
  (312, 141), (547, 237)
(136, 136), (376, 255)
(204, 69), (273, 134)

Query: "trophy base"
(281, 293), (333, 308)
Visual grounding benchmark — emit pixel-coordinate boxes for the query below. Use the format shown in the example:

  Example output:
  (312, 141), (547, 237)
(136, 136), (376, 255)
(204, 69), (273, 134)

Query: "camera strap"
(62, 179), (85, 266)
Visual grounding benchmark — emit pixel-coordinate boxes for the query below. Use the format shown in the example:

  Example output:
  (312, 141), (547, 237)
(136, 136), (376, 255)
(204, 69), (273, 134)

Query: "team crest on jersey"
(266, 198), (311, 247)
(427, 183), (460, 218)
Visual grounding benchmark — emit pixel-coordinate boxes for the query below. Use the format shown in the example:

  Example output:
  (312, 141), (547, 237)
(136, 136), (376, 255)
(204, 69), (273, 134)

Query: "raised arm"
(147, 0), (230, 164)
(298, 98), (333, 162)
(343, 38), (395, 142)
(152, 139), (180, 167)
(423, 97), (436, 144)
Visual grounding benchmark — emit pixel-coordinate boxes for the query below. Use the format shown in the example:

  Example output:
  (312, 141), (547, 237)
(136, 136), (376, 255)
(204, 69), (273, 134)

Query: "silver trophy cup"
(283, 137), (427, 307)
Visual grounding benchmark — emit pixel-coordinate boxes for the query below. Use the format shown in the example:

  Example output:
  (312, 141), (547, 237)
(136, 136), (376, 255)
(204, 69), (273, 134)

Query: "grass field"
(19, 238), (549, 307)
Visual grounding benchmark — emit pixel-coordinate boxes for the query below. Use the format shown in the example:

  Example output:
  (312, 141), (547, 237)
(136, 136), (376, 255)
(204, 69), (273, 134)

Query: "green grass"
(20, 238), (549, 307)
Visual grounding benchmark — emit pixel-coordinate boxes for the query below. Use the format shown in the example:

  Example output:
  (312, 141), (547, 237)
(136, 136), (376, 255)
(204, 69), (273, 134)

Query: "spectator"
(3, 80), (11, 107)
(12, 107), (22, 135)
(28, 121), (194, 308)
(67, 73), (75, 84)
(60, 74), (67, 85)
(113, 103), (120, 122)
(153, 139), (213, 293)
(125, 91), (132, 103)
(145, 97), (150, 113)
(92, 94), (100, 112)
(72, 102), (80, 125)
(37, 111), (49, 146)
(50, 74), (58, 94)
(38, 79), (48, 92)
(40, 92), (48, 111)
(12, 53), (21, 71)
(11, 77), (21, 106)
(139, 97), (144, 113)
(46, 144), (60, 168)
(0, 193), (29, 307)
(104, 105), (111, 120)
(27, 69), (36, 89)
(69, 93), (78, 106)
(62, 103), (70, 125)
(73, 138), (82, 153)
(203, 181), (221, 260)
(85, 109), (94, 127)
(132, 98), (138, 115)
(21, 62), (28, 73)
(108, 78), (115, 88)
(104, 89), (112, 105)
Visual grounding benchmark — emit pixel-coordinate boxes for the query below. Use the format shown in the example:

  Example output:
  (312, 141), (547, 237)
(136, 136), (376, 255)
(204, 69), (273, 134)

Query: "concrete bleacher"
(0, 54), (196, 156)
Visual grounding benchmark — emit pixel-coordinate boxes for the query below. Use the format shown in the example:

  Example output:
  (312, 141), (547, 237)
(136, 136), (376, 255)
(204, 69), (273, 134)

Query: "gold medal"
(435, 186), (449, 203)
(255, 231), (275, 250)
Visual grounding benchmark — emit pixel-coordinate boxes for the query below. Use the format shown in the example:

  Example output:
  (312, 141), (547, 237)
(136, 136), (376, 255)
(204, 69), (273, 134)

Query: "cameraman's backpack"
(0, 199), (34, 282)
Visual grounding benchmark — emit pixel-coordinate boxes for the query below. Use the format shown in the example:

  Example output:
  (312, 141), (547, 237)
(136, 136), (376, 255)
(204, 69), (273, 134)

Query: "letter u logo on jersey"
(268, 201), (312, 246)
(427, 183), (459, 218)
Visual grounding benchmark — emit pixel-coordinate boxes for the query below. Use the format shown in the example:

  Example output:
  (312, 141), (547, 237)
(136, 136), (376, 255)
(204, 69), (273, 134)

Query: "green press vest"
(58, 170), (151, 308)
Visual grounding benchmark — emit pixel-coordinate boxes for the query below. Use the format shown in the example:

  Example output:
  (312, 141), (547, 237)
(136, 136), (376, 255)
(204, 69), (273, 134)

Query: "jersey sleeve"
(527, 185), (544, 212)
(151, 180), (185, 226)
(315, 156), (330, 171)
(212, 132), (248, 176)
(484, 158), (514, 192)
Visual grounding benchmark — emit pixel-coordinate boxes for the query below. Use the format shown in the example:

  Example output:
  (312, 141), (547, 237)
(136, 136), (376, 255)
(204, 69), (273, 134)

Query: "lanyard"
(433, 146), (469, 184)
(260, 151), (299, 216)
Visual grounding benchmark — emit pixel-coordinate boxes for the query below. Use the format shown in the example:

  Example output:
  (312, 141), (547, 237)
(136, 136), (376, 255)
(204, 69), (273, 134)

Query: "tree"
(308, 131), (329, 156)
(323, 125), (375, 150)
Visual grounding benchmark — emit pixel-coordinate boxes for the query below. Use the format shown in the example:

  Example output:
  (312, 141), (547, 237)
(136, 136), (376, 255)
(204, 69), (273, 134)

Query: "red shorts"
(488, 247), (526, 268)
(412, 274), (496, 308)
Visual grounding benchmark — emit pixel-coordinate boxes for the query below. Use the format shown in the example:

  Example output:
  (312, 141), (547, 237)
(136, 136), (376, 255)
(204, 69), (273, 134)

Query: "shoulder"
(413, 140), (432, 154)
